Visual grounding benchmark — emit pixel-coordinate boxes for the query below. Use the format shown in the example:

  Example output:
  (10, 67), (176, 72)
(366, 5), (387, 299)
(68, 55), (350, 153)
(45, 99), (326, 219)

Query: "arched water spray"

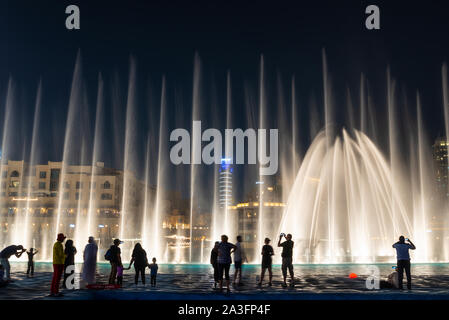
(279, 129), (414, 263)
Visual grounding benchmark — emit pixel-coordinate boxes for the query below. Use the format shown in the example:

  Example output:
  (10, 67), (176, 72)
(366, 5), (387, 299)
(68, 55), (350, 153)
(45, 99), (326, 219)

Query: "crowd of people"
(0, 233), (159, 297)
(0, 232), (417, 295)
(210, 233), (296, 292)
(209, 233), (417, 292)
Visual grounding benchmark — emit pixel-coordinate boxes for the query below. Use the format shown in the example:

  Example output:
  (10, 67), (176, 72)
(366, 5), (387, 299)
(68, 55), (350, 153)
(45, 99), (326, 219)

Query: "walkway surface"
(1, 262), (449, 300)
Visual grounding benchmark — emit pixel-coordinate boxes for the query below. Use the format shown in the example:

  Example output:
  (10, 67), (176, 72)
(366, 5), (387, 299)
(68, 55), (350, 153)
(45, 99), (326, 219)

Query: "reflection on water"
(8, 261), (449, 276)
(1, 262), (449, 300)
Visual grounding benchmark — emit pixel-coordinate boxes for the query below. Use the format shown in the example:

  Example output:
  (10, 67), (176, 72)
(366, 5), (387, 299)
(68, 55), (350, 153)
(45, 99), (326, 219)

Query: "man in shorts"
(278, 233), (294, 287)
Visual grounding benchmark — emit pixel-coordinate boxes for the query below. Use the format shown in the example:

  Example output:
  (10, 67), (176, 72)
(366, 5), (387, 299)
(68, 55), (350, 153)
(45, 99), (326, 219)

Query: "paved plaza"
(1, 262), (449, 300)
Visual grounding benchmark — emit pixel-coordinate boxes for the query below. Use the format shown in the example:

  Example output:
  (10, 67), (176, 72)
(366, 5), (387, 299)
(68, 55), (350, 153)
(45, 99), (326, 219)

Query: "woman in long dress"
(82, 236), (98, 285)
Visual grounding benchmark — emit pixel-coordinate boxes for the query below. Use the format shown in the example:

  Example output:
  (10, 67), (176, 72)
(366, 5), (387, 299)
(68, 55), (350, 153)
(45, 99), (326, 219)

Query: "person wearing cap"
(50, 233), (66, 296)
(258, 237), (274, 287)
(108, 238), (123, 285)
(278, 233), (294, 287)
(0, 244), (26, 280)
(82, 236), (98, 285)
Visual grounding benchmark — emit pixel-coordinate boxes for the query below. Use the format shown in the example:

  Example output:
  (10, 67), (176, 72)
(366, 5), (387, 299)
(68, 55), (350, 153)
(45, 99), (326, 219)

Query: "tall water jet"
(152, 76), (167, 261)
(0, 78), (16, 248)
(211, 71), (231, 243)
(360, 73), (366, 133)
(22, 80), (43, 250)
(291, 75), (300, 180)
(55, 52), (85, 260)
(190, 53), (201, 262)
(86, 74), (105, 241)
(386, 67), (402, 238)
(141, 138), (151, 256)
(120, 57), (139, 258)
(74, 144), (89, 252)
(414, 92), (431, 261)
(276, 72), (292, 204)
(224, 70), (232, 236)
(321, 48), (336, 262)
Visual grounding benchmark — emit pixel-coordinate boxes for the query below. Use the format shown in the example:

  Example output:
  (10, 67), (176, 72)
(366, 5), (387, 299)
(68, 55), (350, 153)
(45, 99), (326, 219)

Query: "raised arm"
(277, 235), (283, 247)
(408, 239), (416, 250)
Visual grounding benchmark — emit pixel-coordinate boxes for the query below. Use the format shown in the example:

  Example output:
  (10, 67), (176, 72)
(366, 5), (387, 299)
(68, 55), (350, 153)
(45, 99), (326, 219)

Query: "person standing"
(63, 239), (77, 289)
(217, 235), (237, 293)
(128, 243), (148, 285)
(26, 248), (38, 277)
(108, 239), (122, 285)
(210, 241), (219, 288)
(50, 233), (66, 297)
(0, 245), (26, 280)
(258, 238), (274, 287)
(392, 236), (416, 290)
(81, 236), (98, 285)
(233, 235), (248, 286)
(278, 233), (294, 287)
(149, 257), (158, 287)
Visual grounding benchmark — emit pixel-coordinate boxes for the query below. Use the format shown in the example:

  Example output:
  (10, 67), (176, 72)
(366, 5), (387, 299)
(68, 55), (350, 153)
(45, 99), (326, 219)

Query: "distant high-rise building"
(218, 158), (233, 209)
(432, 137), (449, 197)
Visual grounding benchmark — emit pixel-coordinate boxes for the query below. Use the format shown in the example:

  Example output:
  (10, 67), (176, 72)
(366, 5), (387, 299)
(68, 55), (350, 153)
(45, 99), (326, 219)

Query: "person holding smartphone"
(392, 236), (416, 290)
(278, 233), (294, 287)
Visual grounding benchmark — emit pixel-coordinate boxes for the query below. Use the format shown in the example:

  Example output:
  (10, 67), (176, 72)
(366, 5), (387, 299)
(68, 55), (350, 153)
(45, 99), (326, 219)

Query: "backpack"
(104, 248), (113, 261)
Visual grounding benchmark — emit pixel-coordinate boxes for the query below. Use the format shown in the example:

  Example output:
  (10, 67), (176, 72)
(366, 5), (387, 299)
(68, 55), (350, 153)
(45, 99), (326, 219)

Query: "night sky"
(1, 0), (449, 204)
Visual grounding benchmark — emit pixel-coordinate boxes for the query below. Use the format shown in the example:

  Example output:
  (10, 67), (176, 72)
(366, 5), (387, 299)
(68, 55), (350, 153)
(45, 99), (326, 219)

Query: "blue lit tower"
(218, 158), (233, 209)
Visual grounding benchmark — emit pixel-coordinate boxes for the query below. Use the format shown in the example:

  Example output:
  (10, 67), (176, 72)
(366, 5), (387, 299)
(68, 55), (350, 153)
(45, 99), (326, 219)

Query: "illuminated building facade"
(0, 160), (144, 248)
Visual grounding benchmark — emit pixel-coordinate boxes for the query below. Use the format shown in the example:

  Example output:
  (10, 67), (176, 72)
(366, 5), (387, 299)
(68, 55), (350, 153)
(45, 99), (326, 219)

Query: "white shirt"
(234, 242), (245, 262)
